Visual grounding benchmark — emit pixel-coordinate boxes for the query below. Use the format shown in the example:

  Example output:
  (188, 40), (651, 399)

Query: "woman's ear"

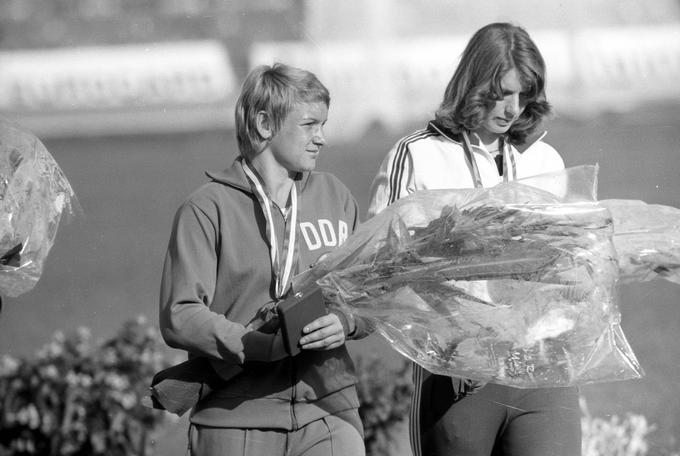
(255, 111), (273, 141)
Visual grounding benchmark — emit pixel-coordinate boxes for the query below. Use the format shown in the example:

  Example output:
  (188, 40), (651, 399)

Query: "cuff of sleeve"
(241, 331), (287, 362)
(349, 316), (373, 340)
(330, 309), (357, 338)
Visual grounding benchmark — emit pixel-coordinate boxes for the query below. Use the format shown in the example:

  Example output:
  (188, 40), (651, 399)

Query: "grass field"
(1, 105), (679, 453)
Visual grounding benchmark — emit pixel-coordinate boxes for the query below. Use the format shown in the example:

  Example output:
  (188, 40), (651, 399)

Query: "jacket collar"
(517, 130), (548, 153)
(205, 156), (311, 193)
(427, 120), (548, 153)
(427, 120), (463, 145)
(205, 156), (252, 193)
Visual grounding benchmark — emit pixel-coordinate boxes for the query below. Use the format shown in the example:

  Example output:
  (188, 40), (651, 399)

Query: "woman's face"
(475, 68), (528, 143)
(268, 101), (328, 173)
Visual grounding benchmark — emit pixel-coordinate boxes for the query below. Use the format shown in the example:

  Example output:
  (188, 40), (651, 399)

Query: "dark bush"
(0, 318), (171, 456)
(355, 354), (413, 456)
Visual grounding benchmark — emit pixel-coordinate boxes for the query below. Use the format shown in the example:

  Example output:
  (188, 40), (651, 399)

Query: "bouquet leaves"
(292, 165), (678, 388)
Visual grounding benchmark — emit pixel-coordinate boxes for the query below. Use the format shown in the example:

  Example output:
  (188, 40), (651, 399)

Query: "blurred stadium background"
(0, 0), (679, 454)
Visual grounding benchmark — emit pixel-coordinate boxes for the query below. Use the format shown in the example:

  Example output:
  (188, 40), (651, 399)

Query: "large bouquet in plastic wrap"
(0, 119), (77, 297)
(292, 165), (679, 388)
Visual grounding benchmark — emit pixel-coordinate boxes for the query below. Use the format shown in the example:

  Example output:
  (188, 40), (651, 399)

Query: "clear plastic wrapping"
(0, 119), (77, 297)
(602, 199), (680, 284)
(293, 165), (651, 388)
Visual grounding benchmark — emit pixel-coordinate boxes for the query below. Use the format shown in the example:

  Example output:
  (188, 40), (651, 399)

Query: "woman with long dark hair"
(369, 23), (581, 456)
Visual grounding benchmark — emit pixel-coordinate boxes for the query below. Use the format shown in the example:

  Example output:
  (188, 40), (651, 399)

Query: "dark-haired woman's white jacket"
(368, 122), (564, 215)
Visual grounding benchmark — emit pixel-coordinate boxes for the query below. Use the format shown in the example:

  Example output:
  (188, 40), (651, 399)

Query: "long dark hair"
(435, 23), (551, 145)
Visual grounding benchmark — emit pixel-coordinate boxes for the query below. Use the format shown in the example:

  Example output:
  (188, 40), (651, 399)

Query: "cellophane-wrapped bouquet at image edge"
(0, 119), (77, 297)
(292, 165), (680, 388)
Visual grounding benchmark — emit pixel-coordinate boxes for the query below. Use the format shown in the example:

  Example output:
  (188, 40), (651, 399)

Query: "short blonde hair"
(235, 63), (330, 159)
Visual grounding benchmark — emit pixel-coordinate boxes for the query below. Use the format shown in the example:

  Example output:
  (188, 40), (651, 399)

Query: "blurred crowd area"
(0, 0), (677, 48)
(0, 0), (304, 84)
(0, 0), (299, 50)
(0, 0), (679, 141)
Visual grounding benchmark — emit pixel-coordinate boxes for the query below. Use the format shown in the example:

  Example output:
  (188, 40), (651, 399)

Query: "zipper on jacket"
(290, 356), (299, 430)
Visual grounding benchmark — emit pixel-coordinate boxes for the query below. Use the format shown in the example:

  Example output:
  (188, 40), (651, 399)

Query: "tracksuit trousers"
(188, 413), (365, 456)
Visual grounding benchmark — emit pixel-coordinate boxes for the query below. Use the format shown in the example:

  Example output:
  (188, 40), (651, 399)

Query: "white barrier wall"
(570, 25), (680, 111)
(0, 41), (237, 137)
(0, 26), (678, 139)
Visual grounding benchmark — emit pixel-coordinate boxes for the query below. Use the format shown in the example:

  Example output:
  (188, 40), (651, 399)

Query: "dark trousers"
(189, 414), (365, 456)
(418, 373), (582, 456)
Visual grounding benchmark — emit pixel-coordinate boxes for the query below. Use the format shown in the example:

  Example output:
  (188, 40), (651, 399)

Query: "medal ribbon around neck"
(241, 160), (299, 299)
(461, 131), (517, 188)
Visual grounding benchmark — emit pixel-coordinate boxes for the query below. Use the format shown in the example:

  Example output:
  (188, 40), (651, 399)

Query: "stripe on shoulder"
(388, 129), (436, 205)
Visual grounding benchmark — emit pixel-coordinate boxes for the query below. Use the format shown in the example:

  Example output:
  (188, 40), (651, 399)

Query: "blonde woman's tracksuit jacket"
(160, 157), (368, 435)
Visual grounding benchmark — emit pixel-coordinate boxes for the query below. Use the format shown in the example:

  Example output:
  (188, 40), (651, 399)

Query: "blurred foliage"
(354, 354), (413, 456)
(581, 398), (679, 456)
(581, 397), (652, 456)
(0, 317), (172, 456)
(3, 316), (679, 456)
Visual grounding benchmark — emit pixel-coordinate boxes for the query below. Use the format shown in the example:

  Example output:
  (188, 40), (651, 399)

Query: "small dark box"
(277, 287), (326, 356)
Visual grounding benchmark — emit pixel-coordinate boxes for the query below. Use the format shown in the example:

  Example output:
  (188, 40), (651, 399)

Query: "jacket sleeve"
(367, 140), (414, 217)
(159, 200), (286, 365)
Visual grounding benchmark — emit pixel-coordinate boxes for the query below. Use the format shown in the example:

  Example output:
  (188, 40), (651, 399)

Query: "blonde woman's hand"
(299, 313), (345, 351)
